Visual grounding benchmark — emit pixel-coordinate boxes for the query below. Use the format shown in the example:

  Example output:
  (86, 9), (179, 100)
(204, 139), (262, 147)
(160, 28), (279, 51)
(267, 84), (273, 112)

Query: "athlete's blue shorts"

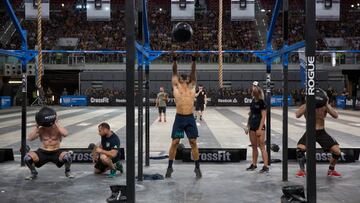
(171, 113), (199, 139)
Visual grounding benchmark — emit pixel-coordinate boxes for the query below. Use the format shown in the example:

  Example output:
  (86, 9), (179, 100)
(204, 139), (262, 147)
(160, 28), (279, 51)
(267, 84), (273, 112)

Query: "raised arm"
(55, 119), (69, 137)
(27, 126), (40, 141)
(172, 55), (179, 86)
(295, 104), (306, 118)
(326, 103), (339, 119)
(190, 55), (197, 85)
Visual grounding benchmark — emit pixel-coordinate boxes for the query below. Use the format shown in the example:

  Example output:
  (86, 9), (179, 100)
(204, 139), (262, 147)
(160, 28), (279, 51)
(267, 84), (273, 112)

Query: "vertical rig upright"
(125, 0), (136, 201)
(305, 0), (317, 202)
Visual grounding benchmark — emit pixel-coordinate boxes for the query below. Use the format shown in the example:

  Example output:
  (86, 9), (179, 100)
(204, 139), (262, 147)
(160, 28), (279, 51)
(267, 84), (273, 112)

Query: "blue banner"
(336, 96), (346, 109)
(0, 96), (12, 109)
(60, 95), (87, 106)
(271, 95), (292, 107)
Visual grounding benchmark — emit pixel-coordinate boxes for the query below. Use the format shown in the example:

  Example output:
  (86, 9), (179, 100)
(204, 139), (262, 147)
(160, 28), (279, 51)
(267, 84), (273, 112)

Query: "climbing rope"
(218, 0), (223, 89)
(36, 0), (43, 89)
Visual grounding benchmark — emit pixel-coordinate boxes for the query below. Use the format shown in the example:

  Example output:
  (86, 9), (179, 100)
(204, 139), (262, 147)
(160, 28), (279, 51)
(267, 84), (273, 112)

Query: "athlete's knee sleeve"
(296, 148), (306, 159)
(24, 154), (34, 167)
(62, 152), (73, 164)
(332, 152), (341, 160)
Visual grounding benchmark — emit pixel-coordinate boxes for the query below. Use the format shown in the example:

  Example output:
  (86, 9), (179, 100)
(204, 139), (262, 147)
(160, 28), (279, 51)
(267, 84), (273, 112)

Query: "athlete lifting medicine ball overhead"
(315, 88), (328, 108)
(172, 22), (193, 43)
(35, 107), (57, 127)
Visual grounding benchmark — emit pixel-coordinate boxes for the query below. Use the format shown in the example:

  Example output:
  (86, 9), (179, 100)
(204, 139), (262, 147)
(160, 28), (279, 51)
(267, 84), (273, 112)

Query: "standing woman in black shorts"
(246, 81), (269, 173)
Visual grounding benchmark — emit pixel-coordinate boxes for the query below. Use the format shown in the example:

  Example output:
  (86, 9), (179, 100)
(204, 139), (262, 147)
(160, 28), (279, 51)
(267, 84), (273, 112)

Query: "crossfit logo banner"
(180, 148), (247, 162)
(61, 148), (125, 163)
(90, 97), (110, 103)
(287, 148), (360, 163)
(306, 56), (315, 96)
(191, 151), (231, 162)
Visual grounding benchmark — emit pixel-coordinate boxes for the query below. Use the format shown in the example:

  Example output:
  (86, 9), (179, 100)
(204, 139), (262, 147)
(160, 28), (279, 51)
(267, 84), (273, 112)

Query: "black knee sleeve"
(332, 152), (341, 160)
(24, 154), (37, 173)
(63, 152), (73, 172)
(24, 154), (34, 167)
(296, 148), (306, 159)
(62, 151), (73, 164)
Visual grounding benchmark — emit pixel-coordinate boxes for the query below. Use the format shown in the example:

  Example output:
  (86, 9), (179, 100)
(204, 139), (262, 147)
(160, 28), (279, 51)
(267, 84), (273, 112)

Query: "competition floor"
(0, 106), (359, 203)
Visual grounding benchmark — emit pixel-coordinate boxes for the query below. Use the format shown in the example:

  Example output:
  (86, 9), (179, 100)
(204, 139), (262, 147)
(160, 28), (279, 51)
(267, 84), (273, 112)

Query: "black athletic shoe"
(200, 116), (203, 121)
(107, 185), (127, 203)
(65, 171), (75, 178)
(246, 164), (257, 171)
(259, 166), (269, 173)
(165, 167), (173, 178)
(194, 168), (202, 179)
(25, 170), (38, 180)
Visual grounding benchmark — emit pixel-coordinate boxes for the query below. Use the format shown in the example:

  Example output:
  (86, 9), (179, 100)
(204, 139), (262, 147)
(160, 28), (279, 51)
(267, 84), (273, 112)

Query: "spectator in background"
(341, 88), (349, 99)
(46, 87), (54, 105)
(62, 88), (68, 96)
(155, 87), (168, 122)
(195, 85), (207, 121)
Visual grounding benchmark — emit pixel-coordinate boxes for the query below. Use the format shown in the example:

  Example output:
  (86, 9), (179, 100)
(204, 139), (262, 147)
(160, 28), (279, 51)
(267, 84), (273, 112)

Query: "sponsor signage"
(89, 97), (110, 106)
(179, 148), (247, 162)
(112, 97), (127, 106)
(345, 98), (360, 110)
(0, 96), (12, 109)
(61, 148), (125, 163)
(271, 95), (293, 107)
(215, 96), (253, 106)
(57, 38), (79, 47)
(336, 96), (346, 109)
(25, 0), (50, 20)
(60, 96), (87, 106)
(306, 56), (316, 96)
(287, 148), (360, 163)
(243, 97), (253, 105)
(77, 95), (298, 107)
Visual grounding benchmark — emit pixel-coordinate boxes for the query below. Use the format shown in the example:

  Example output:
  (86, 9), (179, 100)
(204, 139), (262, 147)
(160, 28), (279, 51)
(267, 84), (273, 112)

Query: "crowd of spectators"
(1, 1), (260, 63)
(261, 0), (360, 50)
(0, 11), (9, 33)
(1, 0), (359, 63)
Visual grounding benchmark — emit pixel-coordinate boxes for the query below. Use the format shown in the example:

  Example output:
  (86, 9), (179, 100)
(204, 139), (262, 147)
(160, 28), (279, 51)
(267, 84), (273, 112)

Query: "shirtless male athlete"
(295, 88), (342, 177)
(24, 107), (73, 180)
(165, 54), (202, 179)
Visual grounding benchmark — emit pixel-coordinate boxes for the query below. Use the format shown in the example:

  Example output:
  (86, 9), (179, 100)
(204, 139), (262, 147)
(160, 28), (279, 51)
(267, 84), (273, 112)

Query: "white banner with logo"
(324, 38), (344, 47)
(57, 38), (79, 47)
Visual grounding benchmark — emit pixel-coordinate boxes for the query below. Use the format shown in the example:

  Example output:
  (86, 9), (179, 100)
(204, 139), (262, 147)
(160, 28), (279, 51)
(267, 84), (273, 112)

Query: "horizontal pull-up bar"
(151, 50), (268, 54)
(1, 49), (360, 57)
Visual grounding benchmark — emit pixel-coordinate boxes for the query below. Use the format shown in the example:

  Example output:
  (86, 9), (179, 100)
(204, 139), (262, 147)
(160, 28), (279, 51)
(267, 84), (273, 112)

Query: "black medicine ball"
(35, 107), (57, 127)
(282, 185), (306, 201)
(172, 22), (193, 43)
(270, 144), (280, 152)
(315, 88), (328, 108)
